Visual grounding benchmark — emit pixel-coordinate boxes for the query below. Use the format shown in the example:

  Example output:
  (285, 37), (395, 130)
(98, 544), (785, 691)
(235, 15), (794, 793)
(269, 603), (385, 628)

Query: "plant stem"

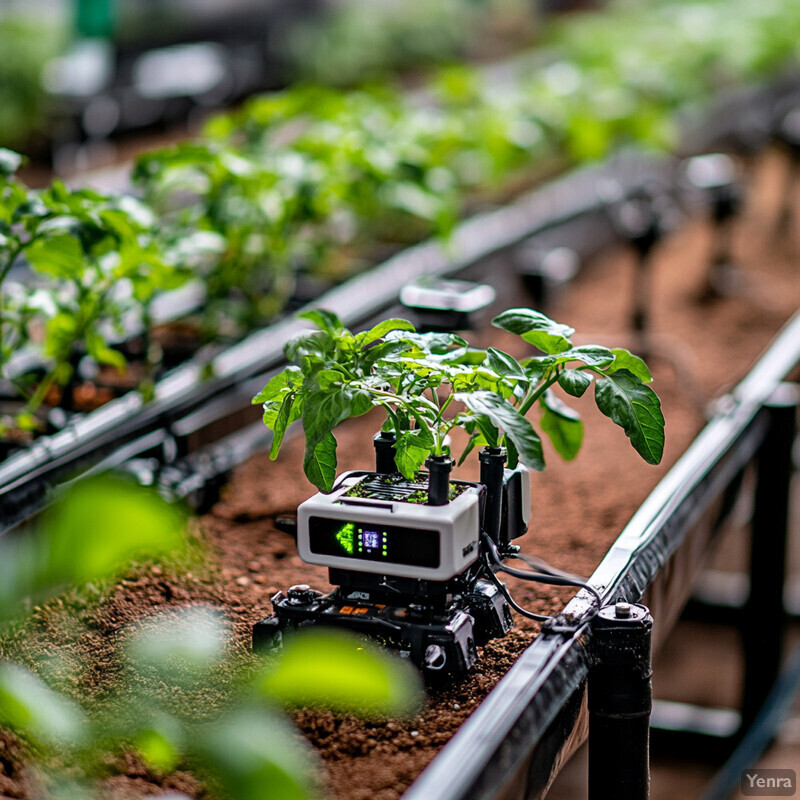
(25, 370), (57, 418)
(518, 370), (560, 416)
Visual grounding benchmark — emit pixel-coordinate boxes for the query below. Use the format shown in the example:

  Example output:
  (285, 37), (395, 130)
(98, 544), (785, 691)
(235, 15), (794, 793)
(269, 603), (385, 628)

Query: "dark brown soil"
(1, 147), (799, 799)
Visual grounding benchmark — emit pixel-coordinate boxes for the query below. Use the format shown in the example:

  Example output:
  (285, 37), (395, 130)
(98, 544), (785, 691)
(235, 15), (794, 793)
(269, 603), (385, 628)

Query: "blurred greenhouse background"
(0, 0), (540, 171)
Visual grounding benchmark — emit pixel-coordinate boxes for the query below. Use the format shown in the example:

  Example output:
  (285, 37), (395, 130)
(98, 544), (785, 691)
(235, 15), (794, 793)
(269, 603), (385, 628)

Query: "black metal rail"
(402, 310), (800, 800)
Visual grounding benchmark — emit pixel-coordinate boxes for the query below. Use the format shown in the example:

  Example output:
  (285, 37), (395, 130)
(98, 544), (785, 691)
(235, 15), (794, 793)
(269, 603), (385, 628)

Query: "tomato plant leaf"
(540, 390), (584, 461)
(0, 148), (22, 177)
(25, 233), (83, 278)
(252, 367), (302, 405)
(393, 426), (434, 479)
(558, 368), (592, 397)
(257, 629), (423, 718)
(298, 308), (344, 334)
(304, 431), (338, 492)
(492, 308), (574, 354)
(594, 369), (664, 465)
(525, 345), (615, 372)
(456, 390), (545, 471)
(269, 391), (302, 459)
(609, 348), (652, 382)
(486, 347), (529, 382)
(196, 708), (316, 800)
(0, 663), (87, 748)
(356, 317), (415, 347)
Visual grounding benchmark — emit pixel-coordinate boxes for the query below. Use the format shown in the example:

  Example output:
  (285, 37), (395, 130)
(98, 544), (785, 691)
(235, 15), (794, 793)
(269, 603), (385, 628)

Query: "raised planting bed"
(0, 140), (797, 799)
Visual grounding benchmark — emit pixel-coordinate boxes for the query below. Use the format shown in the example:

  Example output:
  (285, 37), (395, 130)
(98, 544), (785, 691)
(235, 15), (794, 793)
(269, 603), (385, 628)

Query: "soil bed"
(2, 147), (800, 800)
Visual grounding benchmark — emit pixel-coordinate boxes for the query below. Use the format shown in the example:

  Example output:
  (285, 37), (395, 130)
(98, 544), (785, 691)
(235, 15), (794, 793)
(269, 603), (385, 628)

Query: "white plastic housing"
(297, 473), (482, 581)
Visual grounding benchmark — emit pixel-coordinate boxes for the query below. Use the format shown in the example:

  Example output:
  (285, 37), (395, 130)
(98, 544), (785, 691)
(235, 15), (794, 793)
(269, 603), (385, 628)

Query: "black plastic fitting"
(426, 454), (454, 506)
(373, 430), (397, 474)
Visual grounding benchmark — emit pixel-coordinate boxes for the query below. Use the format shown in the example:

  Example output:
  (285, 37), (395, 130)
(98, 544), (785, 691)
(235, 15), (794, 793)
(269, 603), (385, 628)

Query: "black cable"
(482, 566), (553, 622)
(482, 534), (602, 621)
(510, 551), (587, 583)
(329, 470), (375, 492)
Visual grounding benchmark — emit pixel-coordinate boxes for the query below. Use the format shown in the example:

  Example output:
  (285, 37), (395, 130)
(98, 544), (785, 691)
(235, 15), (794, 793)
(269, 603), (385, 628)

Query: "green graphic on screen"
(309, 517), (440, 568)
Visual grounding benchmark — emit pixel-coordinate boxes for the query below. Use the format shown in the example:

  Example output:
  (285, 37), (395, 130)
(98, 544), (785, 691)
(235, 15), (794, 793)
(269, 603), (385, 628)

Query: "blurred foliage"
(0, 475), (423, 799)
(0, 149), (215, 432)
(257, 629), (424, 718)
(6, 0), (800, 433)
(282, 0), (537, 87)
(0, 15), (64, 149)
(0, 475), (186, 623)
(136, 0), (800, 339)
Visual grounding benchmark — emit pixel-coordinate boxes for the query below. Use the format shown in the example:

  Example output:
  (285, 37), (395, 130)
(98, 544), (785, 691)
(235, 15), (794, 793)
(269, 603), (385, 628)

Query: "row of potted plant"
(133, 0), (800, 334)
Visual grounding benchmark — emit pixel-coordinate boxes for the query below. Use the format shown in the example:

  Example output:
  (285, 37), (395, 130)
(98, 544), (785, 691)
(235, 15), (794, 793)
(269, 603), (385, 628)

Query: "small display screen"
(308, 517), (440, 568)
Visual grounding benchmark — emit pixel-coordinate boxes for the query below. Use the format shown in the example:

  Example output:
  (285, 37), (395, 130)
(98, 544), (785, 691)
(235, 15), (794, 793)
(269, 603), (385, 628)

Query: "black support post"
(589, 602), (654, 800)
(741, 384), (798, 730)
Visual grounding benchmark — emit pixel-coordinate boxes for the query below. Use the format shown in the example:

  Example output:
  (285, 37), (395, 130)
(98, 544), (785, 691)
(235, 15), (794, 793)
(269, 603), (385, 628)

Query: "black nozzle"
(426, 455), (453, 506)
(480, 447), (507, 545)
(373, 431), (397, 474)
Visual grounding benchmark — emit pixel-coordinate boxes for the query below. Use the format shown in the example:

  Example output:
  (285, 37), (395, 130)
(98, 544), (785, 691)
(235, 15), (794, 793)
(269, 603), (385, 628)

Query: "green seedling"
(255, 307), (664, 492)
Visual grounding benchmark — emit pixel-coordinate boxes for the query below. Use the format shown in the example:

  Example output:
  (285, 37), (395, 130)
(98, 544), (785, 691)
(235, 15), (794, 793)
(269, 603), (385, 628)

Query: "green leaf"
(256, 629), (423, 718)
(609, 348), (653, 382)
(284, 329), (332, 365)
(304, 431), (338, 492)
(558, 369), (592, 397)
(525, 345), (615, 372)
(0, 148), (22, 177)
(594, 370), (665, 465)
(25, 233), (84, 278)
(85, 330), (127, 372)
(357, 318), (415, 347)
(492, 308), (574, 354)
(540, 391), (584, 461)
(42, 475), (186, 587)
(486, 347), (529, 381)
(302, 384), (371, 461)
(298, 308), (344, 334)
(384, 329), (467, 354)
(0, 663), (86, 748)
(252, 367), (302, 405)
(195, 707), (316, 800)
(269, 391), (302, 459)
(456, 391), (545, 471)
(394, 427), (434, 479)
(134, 715), (184, 774)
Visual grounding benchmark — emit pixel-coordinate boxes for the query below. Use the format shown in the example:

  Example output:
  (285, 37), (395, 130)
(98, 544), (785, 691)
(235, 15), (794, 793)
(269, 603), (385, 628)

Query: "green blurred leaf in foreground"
(0, 474), (186, 620)
(43, 475), (186, 586)
(195, 708), (317, 800)
(0, 662), (87, 748)
(256, 629), (424, 718)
